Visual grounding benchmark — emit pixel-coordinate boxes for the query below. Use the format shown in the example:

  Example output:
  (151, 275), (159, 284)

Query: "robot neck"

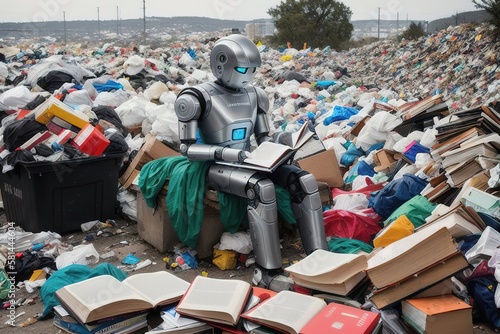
(215, 79), (241, 93)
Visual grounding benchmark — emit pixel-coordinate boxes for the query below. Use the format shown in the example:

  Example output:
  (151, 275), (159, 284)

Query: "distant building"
(246, 20), (275, 40)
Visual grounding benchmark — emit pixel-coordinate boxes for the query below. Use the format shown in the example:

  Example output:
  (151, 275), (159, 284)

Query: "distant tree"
(473, 0), (500, 32)
(400, 22), (427, 40)
(267, 0), (353, 50)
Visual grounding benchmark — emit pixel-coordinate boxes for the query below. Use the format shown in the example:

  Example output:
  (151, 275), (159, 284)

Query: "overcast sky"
(0, 0), (480, 23)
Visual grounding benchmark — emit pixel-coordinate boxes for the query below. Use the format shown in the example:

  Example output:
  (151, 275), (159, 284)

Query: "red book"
(300, 302), (381, 334)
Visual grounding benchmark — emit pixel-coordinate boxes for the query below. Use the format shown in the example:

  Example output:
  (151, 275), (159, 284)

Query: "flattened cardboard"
(119, 134), (179, 188)
(297, 149), (344, 188)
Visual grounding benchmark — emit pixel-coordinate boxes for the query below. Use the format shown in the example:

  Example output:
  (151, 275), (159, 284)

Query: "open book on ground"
(55, 271), (190, 324)
(216, 122), (315, 172)
(285, 249), (368, 296)
(240, 290), (380, 334)
(175, 275), (252, 326)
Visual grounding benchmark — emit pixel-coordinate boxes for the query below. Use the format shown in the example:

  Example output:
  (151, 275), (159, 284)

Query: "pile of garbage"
(0, 20), (499, 331)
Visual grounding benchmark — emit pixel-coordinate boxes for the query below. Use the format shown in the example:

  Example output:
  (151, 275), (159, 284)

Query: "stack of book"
(416, 202), (485, 239)
(424, 105), (500, 203)
(284, 249), (368, 297)
(366, 224), (469, 309)
(401, 294), (472, 334)
(53, 271), (191, 334)
(395, 94), (444, 121)
(240, 290), (381, 334)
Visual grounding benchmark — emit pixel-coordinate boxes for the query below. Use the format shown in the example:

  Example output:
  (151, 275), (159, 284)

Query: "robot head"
(210, 34), (261, 89)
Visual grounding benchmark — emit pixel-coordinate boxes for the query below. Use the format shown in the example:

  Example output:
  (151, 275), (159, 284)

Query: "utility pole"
(455, 11), (458, 25)
(117, 6), (119, 36)
(397, 12), (399, 37)
(97, 7), (100, 38)
(377, 7), (380, 40)
(63, 11), (67, 44)
(143, 0), (146, 43)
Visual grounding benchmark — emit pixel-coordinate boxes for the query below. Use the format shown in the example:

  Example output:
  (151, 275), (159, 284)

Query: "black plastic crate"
(0, 155), (123, 234)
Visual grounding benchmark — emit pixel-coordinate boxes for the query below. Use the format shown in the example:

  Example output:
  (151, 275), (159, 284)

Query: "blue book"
(53, 312), (148, 334)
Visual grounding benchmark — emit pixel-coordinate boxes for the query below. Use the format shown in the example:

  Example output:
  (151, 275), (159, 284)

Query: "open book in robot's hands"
(216, 122), (315, 172)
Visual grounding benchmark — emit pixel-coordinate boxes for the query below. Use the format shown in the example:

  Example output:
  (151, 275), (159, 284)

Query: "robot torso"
(196, 82), (258, 151)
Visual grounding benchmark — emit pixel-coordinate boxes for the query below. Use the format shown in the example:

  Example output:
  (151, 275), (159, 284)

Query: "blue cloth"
(92, 80), (124, 92)
(368, 174), (428, 218)
(314, 80), (337, 88)
(345, 160), (376, 184)
(340, 142), (365, 167)
(40, 263), (127, 319)
(403, 142), (430, 163)
(323, 105), (359, 125)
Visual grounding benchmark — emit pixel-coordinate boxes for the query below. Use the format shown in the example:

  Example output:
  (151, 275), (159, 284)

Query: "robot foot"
(252, 266), (293, 292)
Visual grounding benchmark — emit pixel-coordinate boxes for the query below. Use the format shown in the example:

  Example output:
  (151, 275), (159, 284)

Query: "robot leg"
(246, 176), (293, 291)
(273, 165), (328, 254)
(207, 165), (292, 291)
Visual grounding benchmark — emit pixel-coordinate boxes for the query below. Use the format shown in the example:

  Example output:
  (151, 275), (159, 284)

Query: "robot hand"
(218, 147), (247, 162)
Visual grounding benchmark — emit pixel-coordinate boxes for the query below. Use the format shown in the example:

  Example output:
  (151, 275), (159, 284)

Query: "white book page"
(244, 141), (292, 168)
(64, 275), (142, 308)
(291, 123), (314, 149)
(124, 271), (190, 307)
(285, 250), (366, 282)
(178, 276), (250, 316)
(367, 224), (449, 269)
(244, 291), (326, 334)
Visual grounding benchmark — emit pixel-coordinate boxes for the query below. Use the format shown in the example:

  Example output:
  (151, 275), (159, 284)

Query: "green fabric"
(382, 195), (437, 228)
(328, 237), (374, 254)
(138, 156), (191, 208)
(0, 269), (10, 300)
(138, 156), (296, 249)
(40, 263), (127, 319)
(217, 185), (296, 230)
(276, 186), (295, 225)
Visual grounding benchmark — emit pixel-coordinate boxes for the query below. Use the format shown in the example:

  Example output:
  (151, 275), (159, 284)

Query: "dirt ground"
(0, 212), (308, 334)
(0, 212), (497, 334)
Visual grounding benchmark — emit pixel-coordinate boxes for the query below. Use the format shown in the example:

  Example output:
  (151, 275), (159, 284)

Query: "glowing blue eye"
(235, 67), (248, 74)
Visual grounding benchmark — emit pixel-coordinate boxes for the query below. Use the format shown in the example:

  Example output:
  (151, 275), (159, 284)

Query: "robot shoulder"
(175, 85), (211, 121)
(252, 86), (270, 114)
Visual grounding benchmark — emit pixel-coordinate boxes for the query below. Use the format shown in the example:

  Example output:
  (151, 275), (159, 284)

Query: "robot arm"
(253, 87), (273, 145)
(175, 89), (246, 162)
(252, 86), (293, 147)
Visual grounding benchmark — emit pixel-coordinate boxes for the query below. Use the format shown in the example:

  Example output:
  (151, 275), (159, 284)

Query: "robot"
(174, 34), (327, 291)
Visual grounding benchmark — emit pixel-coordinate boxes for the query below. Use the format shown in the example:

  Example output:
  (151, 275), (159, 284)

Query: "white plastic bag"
(150, 110), (180, 145)
(115, 96), (152, 127)
(332, 193), (369, 211)
(55, 244), (100, 269)
(0, 86), (34, 110)
(94, 89), (130, 108)
(218, 231), (253, 254)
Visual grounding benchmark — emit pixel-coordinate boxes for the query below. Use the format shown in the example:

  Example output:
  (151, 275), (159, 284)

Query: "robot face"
(211, 34), (261, 89)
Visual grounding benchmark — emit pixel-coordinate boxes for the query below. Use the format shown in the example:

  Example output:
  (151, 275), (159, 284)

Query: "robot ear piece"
(217, 52), (227, 64)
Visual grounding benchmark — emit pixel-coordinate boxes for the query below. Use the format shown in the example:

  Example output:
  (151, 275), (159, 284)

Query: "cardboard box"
(374, 149), (397, 168)
(344, 115), (370, 140)
(136, 192), (224, 258)
(119, 134), (179, 188)
(297, 149), (344, 188)
(34, 95), (90, 129)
